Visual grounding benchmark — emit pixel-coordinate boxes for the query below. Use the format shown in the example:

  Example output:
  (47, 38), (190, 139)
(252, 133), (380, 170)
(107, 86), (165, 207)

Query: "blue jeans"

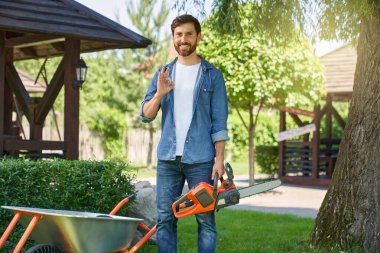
(156, 157), (216, 253)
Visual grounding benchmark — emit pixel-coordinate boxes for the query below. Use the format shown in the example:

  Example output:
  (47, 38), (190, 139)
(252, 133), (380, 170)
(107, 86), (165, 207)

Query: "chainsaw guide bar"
(238, 179), (282, 199)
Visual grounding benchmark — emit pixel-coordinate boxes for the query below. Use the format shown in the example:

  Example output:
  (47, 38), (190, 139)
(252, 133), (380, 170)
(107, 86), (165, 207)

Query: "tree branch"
(230, 98), (248, 131)
(253, 98), (264, 128)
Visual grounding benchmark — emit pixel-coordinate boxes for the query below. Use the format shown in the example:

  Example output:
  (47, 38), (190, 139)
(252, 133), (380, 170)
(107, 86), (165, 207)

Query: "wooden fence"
(127, 128), (160, 164)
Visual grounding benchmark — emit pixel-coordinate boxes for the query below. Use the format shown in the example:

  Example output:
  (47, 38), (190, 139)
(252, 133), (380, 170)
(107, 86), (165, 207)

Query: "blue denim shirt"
(140, 56), (229, 163)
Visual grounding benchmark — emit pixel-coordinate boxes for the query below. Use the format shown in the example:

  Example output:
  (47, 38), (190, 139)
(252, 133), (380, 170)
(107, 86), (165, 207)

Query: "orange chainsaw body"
(172, 178), (237, 218)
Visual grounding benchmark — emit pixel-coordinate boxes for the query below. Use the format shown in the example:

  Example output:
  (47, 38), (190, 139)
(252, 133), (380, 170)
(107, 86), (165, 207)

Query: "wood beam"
(289, 113), (304, 127)
(4, 140), (66, 151)
(64, 38), (80, 160)
(5, 63), (30, 121)
(35, 58), (64, 124)
(332, 105), (346, 129)
(318, 104), (328, 119)
(18, 47), (37, 58)
(279, 106), (315, 118)
(0, 32), (5, 156)
(50, 42), (65, 52)
(285, 141), (312, 146)
(5, 34), (62, 48)
(320, 139), (341, 145)
(280, 176), (331, 187)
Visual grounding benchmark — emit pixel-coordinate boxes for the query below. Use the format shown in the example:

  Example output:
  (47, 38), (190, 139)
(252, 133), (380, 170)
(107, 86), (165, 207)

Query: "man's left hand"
(212, 160), (225, 180)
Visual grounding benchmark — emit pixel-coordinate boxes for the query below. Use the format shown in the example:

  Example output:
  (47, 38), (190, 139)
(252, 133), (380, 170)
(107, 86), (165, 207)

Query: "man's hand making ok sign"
(142, 66), (175, 119)
(155, 67), (175, 99)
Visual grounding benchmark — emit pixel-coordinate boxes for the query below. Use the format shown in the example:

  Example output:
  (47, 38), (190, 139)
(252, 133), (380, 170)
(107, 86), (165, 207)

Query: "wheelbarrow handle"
(109, 193), (136, 215)
(124, 193), (136, 201)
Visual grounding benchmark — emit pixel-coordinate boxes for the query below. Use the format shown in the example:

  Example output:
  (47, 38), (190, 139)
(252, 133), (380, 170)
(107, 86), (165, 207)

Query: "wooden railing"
(278, 99), (345, 181)
(1, 137), (66, 158)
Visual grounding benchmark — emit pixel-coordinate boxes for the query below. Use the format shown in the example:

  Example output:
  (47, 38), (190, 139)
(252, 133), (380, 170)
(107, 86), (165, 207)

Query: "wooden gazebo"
(0, 0), (151, 159)
(278, 45), (355, 186)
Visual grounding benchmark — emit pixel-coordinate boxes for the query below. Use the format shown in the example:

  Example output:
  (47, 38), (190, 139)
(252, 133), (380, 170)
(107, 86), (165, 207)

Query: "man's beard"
(174, 42), (197, 57)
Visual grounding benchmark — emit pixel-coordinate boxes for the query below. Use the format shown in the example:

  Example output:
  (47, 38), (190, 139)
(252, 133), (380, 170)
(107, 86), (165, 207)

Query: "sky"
(75, 0), (344, 56)
(75, 0), (212, 36)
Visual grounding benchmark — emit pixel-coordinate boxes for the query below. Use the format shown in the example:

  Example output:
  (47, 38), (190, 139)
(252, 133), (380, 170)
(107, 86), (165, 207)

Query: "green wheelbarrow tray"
(1, 206), (144, 253)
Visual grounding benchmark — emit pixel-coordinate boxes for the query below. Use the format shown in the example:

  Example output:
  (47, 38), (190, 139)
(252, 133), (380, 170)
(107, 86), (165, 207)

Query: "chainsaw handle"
(224, 163), (234, 180)
(213, 172), (224, 198)
(174, 194), (190, 212)
(213, 172), (218, 198)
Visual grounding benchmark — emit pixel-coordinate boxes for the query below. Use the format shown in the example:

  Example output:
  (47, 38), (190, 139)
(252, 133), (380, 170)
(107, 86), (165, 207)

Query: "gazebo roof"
(319, 44), (356, 100)
(0, 0), (151, 60)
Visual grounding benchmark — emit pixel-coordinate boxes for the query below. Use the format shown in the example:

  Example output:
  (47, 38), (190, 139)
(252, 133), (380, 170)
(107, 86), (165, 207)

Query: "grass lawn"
(135, 210), (367, 253)
(127, 163), (156, 178)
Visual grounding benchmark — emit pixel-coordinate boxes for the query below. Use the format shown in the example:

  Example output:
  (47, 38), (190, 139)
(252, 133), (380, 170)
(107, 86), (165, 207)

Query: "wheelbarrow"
(0, 194), (157, 253)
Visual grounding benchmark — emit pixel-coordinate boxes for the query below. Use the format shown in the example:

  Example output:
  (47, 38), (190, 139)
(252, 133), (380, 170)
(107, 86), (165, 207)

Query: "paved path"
(228, 176), (328, 218)
(136, 175), (328, 218)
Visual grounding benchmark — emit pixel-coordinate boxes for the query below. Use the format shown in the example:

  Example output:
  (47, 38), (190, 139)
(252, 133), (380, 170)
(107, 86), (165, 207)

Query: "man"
(140, 14), (229, 253)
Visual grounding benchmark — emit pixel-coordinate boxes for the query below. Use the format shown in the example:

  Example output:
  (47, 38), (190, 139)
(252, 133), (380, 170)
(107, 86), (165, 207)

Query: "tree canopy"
(175, 0), (375, 42)
(199, 26), (324, 109)
(198, 5), (324, 184)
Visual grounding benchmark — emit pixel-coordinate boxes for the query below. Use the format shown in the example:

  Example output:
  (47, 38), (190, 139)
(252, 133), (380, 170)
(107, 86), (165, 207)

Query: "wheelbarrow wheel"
(25, 244), (61, 253)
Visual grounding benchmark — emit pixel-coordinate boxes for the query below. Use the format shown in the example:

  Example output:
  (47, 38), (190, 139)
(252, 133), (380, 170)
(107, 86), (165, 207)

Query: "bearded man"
(140, 14), (229, 253)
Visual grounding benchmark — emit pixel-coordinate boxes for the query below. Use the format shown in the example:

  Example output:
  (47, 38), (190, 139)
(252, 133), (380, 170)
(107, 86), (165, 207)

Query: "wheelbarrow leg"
(124, 225), (157, 253)
(111, 195), (158, 253)
(0, 212), (22, 249)
(14, 214), (41, 253)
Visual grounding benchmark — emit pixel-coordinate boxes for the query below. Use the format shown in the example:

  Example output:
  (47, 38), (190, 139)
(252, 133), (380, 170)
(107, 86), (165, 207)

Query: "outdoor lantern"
(72, 58), (87, 88)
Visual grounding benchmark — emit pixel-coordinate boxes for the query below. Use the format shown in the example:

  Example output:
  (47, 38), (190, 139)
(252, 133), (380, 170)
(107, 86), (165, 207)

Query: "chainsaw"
(172, 163), (281, 218)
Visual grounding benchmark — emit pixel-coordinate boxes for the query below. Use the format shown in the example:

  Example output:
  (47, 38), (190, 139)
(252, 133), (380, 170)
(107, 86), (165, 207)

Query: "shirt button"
(203, 89), (206, 91)
(186, 140), (189, 143)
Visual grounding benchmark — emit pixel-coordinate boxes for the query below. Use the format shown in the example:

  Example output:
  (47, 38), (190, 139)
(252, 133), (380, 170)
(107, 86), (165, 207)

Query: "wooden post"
(279, 110), (286, 177)
(4, 48), (13, 138)
(31, 124), (43, 141)
(30, 98), (43, 140)
(0, 32), (5, 156)
(325, 95), (333, 177)
(311, 105), (321, 179)
(6, 49), (17, 157)
(325, 95), (332, 142)
(64, 38), (80, 160)
(24, 97), (42, 157)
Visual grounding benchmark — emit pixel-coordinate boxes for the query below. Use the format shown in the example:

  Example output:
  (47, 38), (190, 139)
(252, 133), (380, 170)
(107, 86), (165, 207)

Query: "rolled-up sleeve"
(139, 70), (160, 123)
(211, 70), (230, 143)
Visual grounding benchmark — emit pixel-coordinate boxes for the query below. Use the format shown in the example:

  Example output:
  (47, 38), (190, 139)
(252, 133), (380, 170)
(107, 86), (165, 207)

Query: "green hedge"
(255, 145), (279, 175)
(0, 158), (135, 251)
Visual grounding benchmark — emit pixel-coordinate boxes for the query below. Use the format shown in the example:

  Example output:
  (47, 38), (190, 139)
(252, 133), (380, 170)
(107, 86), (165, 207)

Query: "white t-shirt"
(174, 61), (201, 156)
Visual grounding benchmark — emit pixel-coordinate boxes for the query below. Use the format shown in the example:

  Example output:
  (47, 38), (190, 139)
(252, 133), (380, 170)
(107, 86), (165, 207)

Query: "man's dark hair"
(171, 14), (201, 35)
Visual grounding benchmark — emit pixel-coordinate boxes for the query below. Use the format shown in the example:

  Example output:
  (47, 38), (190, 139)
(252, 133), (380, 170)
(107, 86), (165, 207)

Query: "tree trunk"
(248, 105), (255, 185)
(248, 125), (255, 185)
(311, 9), (380, 252)
(146, 125), (155, 170)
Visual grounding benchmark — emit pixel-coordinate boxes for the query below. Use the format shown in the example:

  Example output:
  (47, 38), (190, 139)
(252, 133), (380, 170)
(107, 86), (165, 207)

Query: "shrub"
(0, 158), (135, 251)
(255, 145), (279, 175)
